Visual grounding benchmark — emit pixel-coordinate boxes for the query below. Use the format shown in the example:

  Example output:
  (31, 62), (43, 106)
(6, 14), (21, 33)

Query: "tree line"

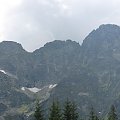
(34, 99), (118, 120)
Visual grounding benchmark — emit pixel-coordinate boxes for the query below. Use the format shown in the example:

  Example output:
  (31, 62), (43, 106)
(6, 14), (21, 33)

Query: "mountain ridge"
(1, 24), (120, 119)
(1, 24), (120, 53)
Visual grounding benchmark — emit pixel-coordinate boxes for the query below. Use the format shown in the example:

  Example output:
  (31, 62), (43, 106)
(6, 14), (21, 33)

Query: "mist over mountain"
(1, 24), (120, 119)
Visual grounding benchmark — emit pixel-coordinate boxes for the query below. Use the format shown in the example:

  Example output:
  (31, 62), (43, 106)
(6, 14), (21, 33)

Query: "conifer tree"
(108, 105), (118, 120)
(34, 100), (44, 120)
(63, 99), (72, 120)
(49, 101), (62, 120)
(63, 99), (79, 120)
(89, 107), (99, 120)
(71, 102), (79, 120)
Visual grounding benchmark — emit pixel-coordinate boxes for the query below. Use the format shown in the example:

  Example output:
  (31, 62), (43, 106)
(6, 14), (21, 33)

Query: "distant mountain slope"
(32, 40), (81, 86)
(0, 40), (81, 119)
(47, 24), (120, 117)
(1, 24), (120, 119)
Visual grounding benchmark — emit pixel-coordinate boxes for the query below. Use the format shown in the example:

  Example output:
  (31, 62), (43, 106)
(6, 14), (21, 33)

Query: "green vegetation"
(18, 104), (29, 114)
(107, 105), (118, 120)
(34, 100), (44, 120)
(63, 99), (79, 120)
(34, 99), (118, 120)
(49, 101), (62, 120)
(89, 107), (99, 120)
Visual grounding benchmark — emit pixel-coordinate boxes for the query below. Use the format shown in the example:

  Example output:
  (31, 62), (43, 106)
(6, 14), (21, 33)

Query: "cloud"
(0, 0), (120, 51)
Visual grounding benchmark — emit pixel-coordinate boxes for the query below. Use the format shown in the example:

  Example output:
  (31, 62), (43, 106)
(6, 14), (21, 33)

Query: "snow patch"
(27, 87), (41, 93)
(49, 84), (57, 89)
(21, 87), (41, 93)
(0, 69), (7, 74)
(21, 87), (25, 91)
(21, 84), (57, 93)
(0, 69), (17, 78)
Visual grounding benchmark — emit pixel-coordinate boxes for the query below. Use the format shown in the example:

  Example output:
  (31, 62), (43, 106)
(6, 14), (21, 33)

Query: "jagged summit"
(95, 24), (120, 36)
(0, 41), (22, 47)
(84, 24), (120, 38)
(98, 24), (120, 30)
(0, 41), (25, 53)
(82, 24), (120, 51)
(33, 39), (80, 56)
(35, 39), (80, 51)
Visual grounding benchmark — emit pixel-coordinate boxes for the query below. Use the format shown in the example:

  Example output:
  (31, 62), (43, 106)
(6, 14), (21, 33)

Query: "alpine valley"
(1, 24), (120, 120)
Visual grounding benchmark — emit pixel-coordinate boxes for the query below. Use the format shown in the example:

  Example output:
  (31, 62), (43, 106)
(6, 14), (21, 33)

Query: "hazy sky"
(0, 0), (120, 51)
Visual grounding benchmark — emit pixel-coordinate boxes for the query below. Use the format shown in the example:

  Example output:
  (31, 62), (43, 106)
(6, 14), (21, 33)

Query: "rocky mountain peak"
(0, 41), (25, 54)
(33, 39), (80, 57)
(82, 24), (120, 53)
(98, 24), (120, 31)
(39, 40), (80, 51)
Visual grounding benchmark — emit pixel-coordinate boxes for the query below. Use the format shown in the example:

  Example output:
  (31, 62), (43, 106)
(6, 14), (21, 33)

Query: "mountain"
(48, 24), (120, 117)
(1, 24), (120, 119)
(0, 40), (81, 119)
(32, 40), (81, 86)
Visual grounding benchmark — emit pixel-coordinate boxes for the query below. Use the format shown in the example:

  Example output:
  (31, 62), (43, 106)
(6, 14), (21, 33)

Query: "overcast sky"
(0, 0), (120, 51)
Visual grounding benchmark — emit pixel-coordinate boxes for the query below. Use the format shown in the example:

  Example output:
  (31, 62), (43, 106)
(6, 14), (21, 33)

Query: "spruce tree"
(89, 107), (99, 120)
(63, 99), (79, 120)
(49, 101), (62, 120)
(63, 99), (72, 120)
(108, 105), (118, 120)
(34, 100), (44, 120)
(71, 102), (79, 120)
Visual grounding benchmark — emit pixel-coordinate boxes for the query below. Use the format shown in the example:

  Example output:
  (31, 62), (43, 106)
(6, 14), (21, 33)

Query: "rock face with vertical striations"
(1, 24), (120, 119)
(47, 24), (120, 117)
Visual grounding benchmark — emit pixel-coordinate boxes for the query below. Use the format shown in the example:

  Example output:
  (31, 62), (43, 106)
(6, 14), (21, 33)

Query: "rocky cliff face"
(49, 24), (120, 117)
(1, 24), (120, 119)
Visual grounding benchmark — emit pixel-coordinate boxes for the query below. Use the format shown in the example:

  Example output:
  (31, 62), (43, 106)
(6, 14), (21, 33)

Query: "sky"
(0, 0), (120, 51)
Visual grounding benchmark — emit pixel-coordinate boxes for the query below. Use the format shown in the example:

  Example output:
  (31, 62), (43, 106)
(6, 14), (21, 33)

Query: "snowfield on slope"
(21, 87), (41, 93)
(49, 84), (57, 89)
(0, 69), (7, 74)
(21, 84), (57, 93)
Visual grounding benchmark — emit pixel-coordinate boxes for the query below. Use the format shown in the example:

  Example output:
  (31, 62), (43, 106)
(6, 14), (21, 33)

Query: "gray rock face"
(1, 24), (120, 119)
(47, 24), (120, 117)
